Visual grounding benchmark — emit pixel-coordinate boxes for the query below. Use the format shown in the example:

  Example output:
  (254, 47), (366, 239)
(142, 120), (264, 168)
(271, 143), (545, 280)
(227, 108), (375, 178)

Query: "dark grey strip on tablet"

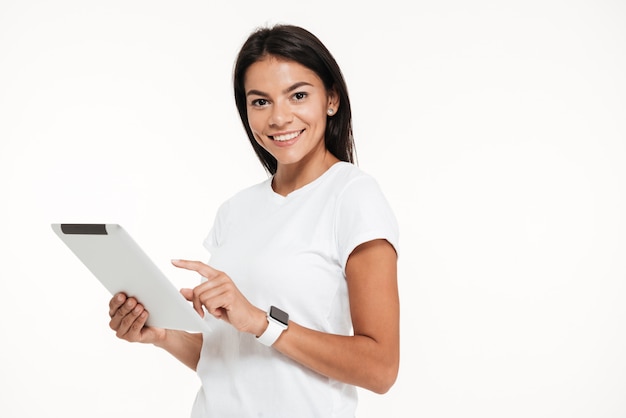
(60, 224), (108, 235)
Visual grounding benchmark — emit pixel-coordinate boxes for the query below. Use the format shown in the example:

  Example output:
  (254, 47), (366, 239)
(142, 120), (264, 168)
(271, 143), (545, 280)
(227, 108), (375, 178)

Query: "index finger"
(171, 259), (217, 278)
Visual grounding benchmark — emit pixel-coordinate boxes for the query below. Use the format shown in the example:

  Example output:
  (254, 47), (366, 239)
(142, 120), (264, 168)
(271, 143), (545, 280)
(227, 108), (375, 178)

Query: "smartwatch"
(257, 306), (289, 346)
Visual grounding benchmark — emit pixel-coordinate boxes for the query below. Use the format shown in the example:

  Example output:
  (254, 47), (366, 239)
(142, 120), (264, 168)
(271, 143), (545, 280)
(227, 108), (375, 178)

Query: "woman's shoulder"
(212, 177), (271, 216)
(228, 176), (271, 201)
(328, 162), (383, 193)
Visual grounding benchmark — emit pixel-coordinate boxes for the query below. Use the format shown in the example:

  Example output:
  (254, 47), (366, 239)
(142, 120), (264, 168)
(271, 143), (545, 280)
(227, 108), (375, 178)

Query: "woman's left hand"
(171, 259), (267, 336)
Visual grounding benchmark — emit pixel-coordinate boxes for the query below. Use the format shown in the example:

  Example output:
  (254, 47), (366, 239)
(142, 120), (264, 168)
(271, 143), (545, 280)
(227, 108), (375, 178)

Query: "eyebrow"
(246, 81), (314, 97)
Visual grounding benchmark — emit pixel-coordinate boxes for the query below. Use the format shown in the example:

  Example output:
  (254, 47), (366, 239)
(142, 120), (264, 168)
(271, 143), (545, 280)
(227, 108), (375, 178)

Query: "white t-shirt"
(191, 162), (399, 418)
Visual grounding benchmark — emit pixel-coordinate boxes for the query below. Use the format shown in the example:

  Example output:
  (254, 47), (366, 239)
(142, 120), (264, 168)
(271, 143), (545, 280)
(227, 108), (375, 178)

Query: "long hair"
(233, 24), (355, 175)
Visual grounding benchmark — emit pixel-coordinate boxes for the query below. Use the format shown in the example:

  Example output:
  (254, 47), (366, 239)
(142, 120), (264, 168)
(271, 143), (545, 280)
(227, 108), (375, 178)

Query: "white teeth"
(272, 131), (300, 142)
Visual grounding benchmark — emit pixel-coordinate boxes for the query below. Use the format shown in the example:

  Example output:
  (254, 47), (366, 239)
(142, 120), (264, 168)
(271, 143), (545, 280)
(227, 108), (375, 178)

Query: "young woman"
(108, 24), (399, 417)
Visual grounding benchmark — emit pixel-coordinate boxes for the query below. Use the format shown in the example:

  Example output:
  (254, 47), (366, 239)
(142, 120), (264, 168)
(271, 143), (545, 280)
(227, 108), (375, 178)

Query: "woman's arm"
(153, 329), (203, 371)
(173, 238), (399, 393)
(272, 239), (399, 394)
(108, 293), (203, 371)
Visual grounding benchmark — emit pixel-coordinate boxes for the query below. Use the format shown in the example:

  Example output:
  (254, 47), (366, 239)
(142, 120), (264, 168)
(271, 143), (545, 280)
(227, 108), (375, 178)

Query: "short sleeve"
(335, 175), (399, 272)
(203, 200), (230, 255)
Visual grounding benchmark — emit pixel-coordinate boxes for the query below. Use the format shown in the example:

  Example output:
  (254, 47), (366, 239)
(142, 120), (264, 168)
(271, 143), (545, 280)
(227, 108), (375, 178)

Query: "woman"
(108, 24), (399, 417)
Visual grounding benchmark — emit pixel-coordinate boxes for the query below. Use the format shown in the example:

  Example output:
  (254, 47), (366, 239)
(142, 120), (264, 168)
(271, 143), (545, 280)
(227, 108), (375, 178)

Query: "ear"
(327, 87), (340, 113)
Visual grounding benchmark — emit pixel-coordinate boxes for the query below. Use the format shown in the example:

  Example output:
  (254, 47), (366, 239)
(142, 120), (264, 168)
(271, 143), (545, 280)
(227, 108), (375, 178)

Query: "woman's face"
(244, 56), (338, 171)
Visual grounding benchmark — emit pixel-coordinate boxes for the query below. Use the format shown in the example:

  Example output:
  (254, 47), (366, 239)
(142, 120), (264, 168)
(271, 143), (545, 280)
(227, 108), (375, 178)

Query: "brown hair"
(233, 24), (355, 174)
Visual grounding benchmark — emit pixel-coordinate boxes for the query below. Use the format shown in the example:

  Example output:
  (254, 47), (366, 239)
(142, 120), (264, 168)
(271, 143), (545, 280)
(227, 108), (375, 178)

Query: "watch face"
(270, 306), (289, 326)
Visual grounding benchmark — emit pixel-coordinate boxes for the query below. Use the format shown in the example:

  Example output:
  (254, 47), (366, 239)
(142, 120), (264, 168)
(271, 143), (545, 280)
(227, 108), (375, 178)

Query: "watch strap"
(257, 307), (288, 346)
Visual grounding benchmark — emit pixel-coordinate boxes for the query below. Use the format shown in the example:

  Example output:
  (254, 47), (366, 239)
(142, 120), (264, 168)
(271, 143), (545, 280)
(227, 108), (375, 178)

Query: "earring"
(327, 108), (334, 115)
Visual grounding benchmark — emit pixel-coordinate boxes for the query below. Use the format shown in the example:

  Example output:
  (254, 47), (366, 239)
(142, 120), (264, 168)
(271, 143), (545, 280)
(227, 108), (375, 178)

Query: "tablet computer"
(52, 223), (211, 333)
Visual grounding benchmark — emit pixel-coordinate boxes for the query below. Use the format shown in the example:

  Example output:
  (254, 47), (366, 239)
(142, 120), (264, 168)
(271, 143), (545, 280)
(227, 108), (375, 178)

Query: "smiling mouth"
(270, 130), (304, 142)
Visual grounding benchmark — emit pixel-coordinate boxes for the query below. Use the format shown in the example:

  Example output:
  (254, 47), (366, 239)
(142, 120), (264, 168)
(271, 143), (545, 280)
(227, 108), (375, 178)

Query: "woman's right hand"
(108, 292), (166, 344)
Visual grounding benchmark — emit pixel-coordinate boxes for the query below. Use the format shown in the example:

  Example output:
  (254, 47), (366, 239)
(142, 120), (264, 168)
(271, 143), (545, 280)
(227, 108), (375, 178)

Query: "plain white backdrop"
(1, 1), (625, 417)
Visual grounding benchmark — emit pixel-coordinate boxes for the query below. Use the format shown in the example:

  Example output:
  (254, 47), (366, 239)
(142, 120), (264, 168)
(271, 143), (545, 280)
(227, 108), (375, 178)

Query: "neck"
(272, 150), (340, 196)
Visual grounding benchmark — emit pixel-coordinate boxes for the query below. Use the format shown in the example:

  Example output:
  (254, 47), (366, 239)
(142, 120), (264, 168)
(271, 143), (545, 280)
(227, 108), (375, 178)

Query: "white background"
(1, 1), (625, 417)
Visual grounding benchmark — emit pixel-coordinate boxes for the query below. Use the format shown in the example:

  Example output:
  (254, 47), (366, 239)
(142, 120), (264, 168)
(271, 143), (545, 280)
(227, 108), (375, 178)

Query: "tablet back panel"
(52, 223), (210, 333)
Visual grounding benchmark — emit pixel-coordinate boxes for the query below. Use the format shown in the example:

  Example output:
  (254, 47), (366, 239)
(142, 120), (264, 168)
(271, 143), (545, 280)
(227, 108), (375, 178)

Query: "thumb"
(180, 288), (193, 301)
(180, 288), (204, 317)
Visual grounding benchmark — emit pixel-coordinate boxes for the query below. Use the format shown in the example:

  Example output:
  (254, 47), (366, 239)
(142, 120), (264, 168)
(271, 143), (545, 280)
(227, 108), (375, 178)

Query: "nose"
(269, 100), (292, 127)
